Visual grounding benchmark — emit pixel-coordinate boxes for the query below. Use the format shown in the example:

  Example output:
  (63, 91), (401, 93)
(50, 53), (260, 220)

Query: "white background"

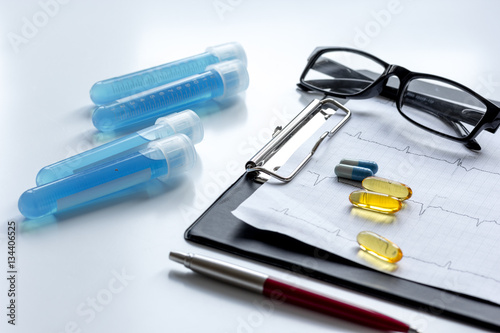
(1, 1), (499, 332)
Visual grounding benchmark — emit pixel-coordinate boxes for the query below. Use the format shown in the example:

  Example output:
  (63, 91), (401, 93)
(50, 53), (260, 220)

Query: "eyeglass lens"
(304, 51), (385, 95)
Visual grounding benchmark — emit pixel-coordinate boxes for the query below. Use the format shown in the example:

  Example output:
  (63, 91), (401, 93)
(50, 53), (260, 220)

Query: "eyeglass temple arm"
(436, 114), (481, 151)
(383, 85), (483, 126)
(303, 78), (483, 128)
(384, 84), (482, 149)
(297, 82), (314, 92)
(303, 59), (483, 127)
(304, 79), (481, 150)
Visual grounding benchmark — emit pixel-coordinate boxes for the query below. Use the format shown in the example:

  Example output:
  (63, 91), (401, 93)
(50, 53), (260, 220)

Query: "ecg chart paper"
(233, 97), (500, 304)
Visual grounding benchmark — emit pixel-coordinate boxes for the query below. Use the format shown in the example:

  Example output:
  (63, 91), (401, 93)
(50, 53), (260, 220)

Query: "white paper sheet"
(233, 97), (500, 305)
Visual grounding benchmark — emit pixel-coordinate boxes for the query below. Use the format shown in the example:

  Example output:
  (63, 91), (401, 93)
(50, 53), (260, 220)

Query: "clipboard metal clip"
(246, 98), (351, 183)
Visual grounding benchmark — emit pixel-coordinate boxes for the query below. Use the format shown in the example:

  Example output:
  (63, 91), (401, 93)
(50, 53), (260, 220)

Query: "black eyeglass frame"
(298, 47), (500, 145)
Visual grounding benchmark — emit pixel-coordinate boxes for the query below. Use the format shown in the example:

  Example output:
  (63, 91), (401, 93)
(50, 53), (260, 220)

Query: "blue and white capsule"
(339, 159), (378, 174)
(335, 164), (373, 181)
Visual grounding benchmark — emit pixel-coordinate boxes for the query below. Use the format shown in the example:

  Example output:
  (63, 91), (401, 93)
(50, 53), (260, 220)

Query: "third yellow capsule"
(357, 231), (403, 263)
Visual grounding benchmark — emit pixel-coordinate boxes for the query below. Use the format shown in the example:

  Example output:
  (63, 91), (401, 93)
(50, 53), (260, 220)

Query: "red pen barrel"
(263, 278), (410, 332)
(169, 252), (416, 332)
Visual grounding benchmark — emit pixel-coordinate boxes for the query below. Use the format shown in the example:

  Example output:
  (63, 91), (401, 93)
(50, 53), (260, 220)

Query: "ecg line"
(408, 199), (500, 227)
(270, 206), (500, 285)
(405, 256), (500, 284)
(270, 207), (353, 242)
(307, 171), (337, 186)
(344, 131), (500, 176)
(307, 171), (364, 189)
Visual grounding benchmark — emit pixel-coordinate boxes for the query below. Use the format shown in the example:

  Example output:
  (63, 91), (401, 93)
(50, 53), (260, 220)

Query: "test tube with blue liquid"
(18, 134), (196, 219)
(92, 60), (249, 132)
(89, 42), (247, 105)
(36, 110), (203, 185)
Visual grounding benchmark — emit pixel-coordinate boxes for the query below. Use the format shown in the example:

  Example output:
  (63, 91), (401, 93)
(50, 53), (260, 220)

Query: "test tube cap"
(208, 60), (249, 101)
(206, 42), (247, 67)
(149, 134), (197, 182)
(155, 110), (204, 144)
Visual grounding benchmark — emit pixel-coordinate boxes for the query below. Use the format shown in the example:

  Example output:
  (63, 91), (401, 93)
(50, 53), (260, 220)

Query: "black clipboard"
(185, 99), (500, 331)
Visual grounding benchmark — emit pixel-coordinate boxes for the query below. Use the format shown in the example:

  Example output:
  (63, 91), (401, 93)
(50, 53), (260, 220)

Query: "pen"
(169, 252), (420, 332)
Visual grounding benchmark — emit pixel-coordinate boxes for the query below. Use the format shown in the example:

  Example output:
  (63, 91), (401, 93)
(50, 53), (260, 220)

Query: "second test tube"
(92, 60), (248, 132)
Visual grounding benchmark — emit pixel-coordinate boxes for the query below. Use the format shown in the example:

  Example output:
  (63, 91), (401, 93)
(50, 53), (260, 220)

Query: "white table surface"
(1, 1), (499, 332)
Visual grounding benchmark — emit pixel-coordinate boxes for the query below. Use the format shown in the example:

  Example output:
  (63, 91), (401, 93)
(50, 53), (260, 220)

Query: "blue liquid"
(36, 133), (150, 186)
(19, 151), (168, 219)
(92, 70), (224, 132)
(90, 53), (219, 105)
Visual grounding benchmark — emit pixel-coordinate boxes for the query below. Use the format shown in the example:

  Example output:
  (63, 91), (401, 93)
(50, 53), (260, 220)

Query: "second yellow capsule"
(349, 190), (402, 214)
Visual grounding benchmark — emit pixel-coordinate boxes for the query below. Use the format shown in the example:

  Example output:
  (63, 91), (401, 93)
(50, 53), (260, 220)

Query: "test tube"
(90, 42), (247, 105)
(36, 110), (203, 186)
(18, 134), (196, 219)
(92, 60), (248, 132)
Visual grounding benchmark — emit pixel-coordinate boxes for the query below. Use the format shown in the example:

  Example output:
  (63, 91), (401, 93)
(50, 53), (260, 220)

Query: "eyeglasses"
(297, 47), (500, 150)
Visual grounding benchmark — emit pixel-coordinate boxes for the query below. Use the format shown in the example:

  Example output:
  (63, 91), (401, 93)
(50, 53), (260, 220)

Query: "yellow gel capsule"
(349, 190), (402, 214)
(362, 176), (412, 200)
(357, 231), (403, 263)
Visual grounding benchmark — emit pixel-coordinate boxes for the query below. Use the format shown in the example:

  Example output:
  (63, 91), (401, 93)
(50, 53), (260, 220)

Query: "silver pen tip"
(408, 328), (422, 333)
(169, 251), (188, 265)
